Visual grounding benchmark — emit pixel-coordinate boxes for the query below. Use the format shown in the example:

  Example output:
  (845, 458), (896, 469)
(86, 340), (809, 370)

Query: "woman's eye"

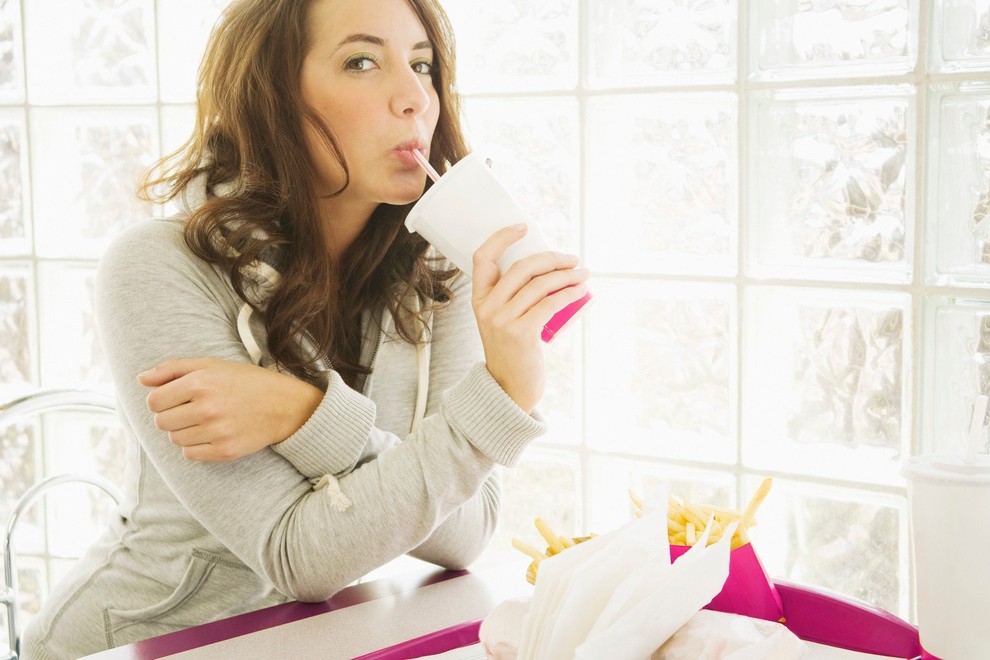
(344, 54), (378, 72)
(411, 60), (433, 75)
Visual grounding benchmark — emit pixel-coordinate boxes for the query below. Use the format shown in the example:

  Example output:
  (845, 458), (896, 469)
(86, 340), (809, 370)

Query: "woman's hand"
(471, 224), (590, 413)
(138, 358), (324, 462)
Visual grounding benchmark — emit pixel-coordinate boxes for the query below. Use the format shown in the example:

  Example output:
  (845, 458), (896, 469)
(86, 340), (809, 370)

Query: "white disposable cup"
(405, 152), (592, 342)
(901, 454), (990, 659)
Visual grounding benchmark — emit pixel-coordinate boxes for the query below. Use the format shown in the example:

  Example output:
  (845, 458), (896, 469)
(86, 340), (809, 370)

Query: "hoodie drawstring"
(237, 304), (264, 365)
(410, 297), (432, 435)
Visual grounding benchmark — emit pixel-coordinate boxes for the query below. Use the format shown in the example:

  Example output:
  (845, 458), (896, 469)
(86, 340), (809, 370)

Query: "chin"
(384, 185), (427, 206)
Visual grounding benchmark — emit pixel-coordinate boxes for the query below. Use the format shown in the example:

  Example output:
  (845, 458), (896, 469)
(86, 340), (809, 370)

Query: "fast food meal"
(512, 478), (773, 585)
(636, 477), (773, 550)
(511, 517), (594, 585)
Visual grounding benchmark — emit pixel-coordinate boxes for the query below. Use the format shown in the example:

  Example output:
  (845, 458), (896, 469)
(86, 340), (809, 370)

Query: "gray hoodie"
(21, 216), (546, 659)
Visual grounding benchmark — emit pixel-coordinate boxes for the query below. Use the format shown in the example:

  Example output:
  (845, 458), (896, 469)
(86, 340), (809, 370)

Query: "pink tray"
(355, 579), (922, 660)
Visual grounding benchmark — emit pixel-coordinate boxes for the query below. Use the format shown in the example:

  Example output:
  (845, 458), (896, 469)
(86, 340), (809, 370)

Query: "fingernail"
(510, 223), (527, 231)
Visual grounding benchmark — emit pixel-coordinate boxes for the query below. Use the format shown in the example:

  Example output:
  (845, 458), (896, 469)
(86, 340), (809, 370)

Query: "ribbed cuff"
(273, 370), (376, 479)
(443, 363), (547, 467)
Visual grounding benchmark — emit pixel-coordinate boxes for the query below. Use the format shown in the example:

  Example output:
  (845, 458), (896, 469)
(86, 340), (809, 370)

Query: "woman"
(20, 0), (588, 657)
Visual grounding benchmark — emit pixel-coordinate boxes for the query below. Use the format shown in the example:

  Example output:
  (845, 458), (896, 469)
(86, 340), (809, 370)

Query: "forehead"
(306, 0), (429, 47)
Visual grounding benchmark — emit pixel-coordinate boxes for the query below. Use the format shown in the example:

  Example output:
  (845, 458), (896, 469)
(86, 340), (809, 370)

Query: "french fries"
(511, 478), (774, 585)
(512, 518), (594, 585)
(637, 477), (773, 550)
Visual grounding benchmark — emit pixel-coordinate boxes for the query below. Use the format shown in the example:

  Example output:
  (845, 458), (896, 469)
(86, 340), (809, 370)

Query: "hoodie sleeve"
(97, 220), (546, 601)
(271, 270), (539, 479)
(267, 269), (528, 570)
(269, 369), (383, 479)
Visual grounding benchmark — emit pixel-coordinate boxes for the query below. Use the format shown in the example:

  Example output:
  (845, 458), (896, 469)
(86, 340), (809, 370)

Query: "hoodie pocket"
(104, 549), (259, 647)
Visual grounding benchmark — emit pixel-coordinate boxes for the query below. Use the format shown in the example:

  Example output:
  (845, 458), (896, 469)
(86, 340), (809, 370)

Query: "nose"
(391, 66), (431, 118)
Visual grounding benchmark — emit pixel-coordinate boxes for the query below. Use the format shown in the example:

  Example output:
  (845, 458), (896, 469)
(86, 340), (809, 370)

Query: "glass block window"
(585, 279), (736, 463)
(585, 457), (736, 533)
(587, 92), (738, 275)
(443, 0), (579, 93)
(923, 298), (990, 456)
(0, 0), (227, 649)
(752, 0), (917, 79)
(3, 0), (989, 647)
(743, 286), (910, 487)
(927, 83), (990, 284)
(36, 263), (108, 388)
(29, 108), (158, 259)
(461, 96), (581, 252)
(450, 0), (989, 628)
(24, 0), (157, 104)
(493, 449), (582, 554)
(587, 0), (738, 87)
(0, 0), (25, 104)
(0, 265), (33, 397)
(0, 109), (28, 255)
(746, 476), (910, 617)
(749, 86), (914, 283)
(930, 0), (990, 71)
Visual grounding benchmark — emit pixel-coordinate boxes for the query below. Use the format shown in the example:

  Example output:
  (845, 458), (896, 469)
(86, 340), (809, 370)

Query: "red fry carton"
(670, 541), (784, 623)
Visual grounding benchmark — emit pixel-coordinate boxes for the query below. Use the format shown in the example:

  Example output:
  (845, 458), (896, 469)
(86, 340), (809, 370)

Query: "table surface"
(83, 557), (530, 660)
(82, 555), (915, 660)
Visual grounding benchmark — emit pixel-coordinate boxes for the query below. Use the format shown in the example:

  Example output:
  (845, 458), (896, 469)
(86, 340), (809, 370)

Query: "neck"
(318, 196), (378, 260)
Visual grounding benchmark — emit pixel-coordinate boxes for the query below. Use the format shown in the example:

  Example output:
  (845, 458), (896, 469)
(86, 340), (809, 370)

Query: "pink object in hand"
(542, 290), (593, 343)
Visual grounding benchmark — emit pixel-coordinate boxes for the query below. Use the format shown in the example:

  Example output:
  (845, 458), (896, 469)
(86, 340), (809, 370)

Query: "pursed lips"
(392, 138), (427, 168)
(393, 138), (425, 154)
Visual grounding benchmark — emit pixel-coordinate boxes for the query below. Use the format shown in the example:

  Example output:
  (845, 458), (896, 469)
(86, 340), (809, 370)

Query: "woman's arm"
(98, 220), (545, 601)
(408, 472), (500, 568)
(137, 356), (400, 477)
(132, 259), (503, 570)
(138, 358), (324, 462)
(470, 224), (590, 412)
(136, 226), (588, 471)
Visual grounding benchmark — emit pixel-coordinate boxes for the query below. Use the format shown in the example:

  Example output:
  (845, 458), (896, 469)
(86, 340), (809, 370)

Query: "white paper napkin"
(513, 499), (736, 660)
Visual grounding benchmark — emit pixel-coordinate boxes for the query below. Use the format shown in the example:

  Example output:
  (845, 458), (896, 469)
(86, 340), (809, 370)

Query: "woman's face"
(300, 0), (440, 210)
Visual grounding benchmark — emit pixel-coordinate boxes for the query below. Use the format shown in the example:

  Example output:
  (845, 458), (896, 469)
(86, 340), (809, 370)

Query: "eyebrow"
(334, 33), (432, 52)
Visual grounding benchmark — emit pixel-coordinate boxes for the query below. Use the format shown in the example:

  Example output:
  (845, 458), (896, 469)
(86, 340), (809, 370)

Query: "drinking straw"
(965, 394), (989, 464)
(411, 148), (440, 182)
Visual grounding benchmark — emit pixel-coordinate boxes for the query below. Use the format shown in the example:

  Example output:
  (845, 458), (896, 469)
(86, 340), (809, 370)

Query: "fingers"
(528, 280), (590, 329)
(505, 249), (581, 283)
(471, 225), (584, 307)
(151, 399), (209, 433)
(175, 436), (239, 463)
(156, 412), (240, 462)
(473, 223), (528, 268)
(501, 260), (588, 313)
(146, 379), (194, 414)
(138, 358), (214, 387)
(472, 224), (528, 295)
(475, 253), (588, 324)
(534, 279), (591, 316)
(142, 359), (219, 413)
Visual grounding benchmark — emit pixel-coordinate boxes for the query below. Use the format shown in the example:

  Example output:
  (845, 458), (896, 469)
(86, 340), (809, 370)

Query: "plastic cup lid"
(901, 454), (990, 483)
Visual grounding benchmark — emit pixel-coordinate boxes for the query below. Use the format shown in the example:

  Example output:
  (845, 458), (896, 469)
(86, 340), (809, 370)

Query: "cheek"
(314, 99), (370, 157)
(302, 119), (332, 164)
(304, 96), (356, 160)
(301, 116), (347, 190)
(427, 92), (442, 133)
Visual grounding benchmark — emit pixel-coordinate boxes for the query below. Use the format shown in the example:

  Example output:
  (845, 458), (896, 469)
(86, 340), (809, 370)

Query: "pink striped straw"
(411, 149), (441, 182)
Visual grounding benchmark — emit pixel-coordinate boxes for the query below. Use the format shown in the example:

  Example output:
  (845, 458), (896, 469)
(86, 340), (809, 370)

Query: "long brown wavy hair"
(139, 0), (468, 387)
